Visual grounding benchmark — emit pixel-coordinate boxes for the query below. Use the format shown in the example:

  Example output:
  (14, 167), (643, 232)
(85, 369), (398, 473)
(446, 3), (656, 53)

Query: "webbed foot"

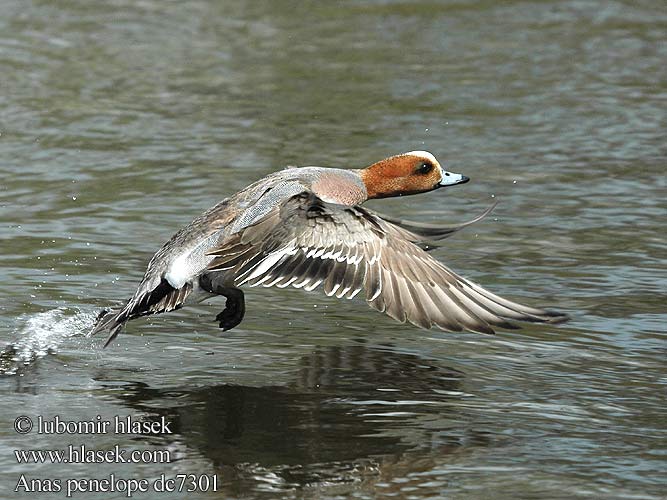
(199, 274), (246, 332)
(215, 295), (245, 331)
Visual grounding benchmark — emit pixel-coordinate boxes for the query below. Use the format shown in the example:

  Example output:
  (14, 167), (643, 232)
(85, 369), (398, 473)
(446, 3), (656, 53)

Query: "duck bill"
(439, 171), (470, 187)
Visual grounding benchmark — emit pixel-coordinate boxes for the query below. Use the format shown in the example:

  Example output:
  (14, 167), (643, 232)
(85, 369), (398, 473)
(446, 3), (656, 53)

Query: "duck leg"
(214, 289), (245, 331)
(199, 274), (246, 331)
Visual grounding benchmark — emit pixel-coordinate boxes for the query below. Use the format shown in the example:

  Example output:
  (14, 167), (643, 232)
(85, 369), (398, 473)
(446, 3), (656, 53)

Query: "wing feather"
(374, 201), (498, 250)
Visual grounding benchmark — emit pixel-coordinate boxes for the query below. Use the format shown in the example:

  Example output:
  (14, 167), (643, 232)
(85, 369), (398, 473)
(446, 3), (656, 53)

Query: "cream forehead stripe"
(403, 150), (439, 165)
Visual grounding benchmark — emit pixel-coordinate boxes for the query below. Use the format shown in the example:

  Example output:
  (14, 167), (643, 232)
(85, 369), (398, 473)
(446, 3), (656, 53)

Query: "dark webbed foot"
(199, 274), (246, 332)
(215, 290), (246, 331)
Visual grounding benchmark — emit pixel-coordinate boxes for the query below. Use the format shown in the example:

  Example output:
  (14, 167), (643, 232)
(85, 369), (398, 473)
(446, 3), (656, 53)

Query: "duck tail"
(89, 308), (129, 348)
(89, 278), (194, 348)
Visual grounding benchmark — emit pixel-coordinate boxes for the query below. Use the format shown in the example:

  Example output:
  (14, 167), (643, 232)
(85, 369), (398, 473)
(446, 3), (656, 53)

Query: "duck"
(90, 151), (568, 347)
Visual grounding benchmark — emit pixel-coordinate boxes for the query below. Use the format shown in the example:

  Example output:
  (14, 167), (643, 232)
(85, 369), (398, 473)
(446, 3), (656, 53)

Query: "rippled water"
(1, 1), (666, 498)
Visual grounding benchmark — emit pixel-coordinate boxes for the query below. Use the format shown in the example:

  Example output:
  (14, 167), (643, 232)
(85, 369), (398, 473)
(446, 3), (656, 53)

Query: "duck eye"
(416, 162), (433, 175)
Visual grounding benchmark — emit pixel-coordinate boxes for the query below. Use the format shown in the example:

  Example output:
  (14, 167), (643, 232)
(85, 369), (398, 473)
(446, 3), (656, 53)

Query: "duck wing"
(374, 201), (497, 250)
(206, 192), (568, 334)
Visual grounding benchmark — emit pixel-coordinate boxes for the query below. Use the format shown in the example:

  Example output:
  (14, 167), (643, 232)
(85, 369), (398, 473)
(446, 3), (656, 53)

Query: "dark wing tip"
(473, 323), (497, 335)
(497, 320), (522, 331)
(382, 201), (499, 250)
(511, 309), (570, 325)
(542, 310), (571, 324)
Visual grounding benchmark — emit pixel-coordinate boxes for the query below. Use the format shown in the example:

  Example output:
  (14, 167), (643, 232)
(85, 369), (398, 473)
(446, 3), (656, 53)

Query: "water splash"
(0, 307), (97, 376)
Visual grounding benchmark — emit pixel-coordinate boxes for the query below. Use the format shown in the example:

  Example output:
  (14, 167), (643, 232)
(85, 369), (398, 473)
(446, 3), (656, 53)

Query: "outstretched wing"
(206, 193), (568, 333)
(375, 201), (497, 250)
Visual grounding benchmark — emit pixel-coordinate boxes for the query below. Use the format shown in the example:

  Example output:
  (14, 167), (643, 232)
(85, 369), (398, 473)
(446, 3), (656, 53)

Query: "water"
(1, 0), (665, 498)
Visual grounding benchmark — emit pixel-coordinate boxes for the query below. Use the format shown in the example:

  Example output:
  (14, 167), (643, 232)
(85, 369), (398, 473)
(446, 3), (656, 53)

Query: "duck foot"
(215, 290), (245, 331)
(199, 274), (246, 331)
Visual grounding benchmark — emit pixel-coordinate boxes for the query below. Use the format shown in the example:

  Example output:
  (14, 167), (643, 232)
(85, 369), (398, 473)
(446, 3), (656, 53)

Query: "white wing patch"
(164, 232), (220, 289)
(238, 241), (380, 302)
(165, 253), (193, 289)
(238, 245), (299, 285)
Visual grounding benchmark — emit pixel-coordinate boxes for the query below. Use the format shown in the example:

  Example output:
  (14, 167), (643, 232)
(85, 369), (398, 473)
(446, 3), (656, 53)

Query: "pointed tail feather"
(89, 308), (129, 347)
(89, 279), (193, 347)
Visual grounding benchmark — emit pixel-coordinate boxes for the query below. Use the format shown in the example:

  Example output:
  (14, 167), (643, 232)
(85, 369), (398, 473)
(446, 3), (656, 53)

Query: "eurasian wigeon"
(91, 151), (568, 347)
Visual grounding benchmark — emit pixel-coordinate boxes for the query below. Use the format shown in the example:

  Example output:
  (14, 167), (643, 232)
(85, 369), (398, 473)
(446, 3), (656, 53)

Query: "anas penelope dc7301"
(91, 151), (568, 347)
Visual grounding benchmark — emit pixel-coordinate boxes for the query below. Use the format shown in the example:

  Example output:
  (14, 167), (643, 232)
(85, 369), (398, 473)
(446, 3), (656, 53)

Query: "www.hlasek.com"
(13, 414), (219, 497)
(15, 444), (171, 464)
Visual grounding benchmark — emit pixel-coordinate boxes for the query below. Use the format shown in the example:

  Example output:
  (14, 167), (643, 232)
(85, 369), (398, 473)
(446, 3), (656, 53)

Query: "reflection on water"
(99, 343), (486, 495)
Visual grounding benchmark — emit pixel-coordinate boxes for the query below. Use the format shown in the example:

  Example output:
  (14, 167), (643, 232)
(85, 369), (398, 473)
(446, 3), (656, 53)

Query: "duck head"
(359, 151), (469, 200)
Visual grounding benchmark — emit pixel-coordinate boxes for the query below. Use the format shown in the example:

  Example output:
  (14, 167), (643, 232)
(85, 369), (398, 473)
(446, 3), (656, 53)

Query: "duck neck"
(357, 167), (398, 200)
(309, 168), (370, 205)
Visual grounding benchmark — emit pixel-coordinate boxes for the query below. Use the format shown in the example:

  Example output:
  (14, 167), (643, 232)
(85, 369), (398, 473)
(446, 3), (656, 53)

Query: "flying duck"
(91, 151), (568, 347)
